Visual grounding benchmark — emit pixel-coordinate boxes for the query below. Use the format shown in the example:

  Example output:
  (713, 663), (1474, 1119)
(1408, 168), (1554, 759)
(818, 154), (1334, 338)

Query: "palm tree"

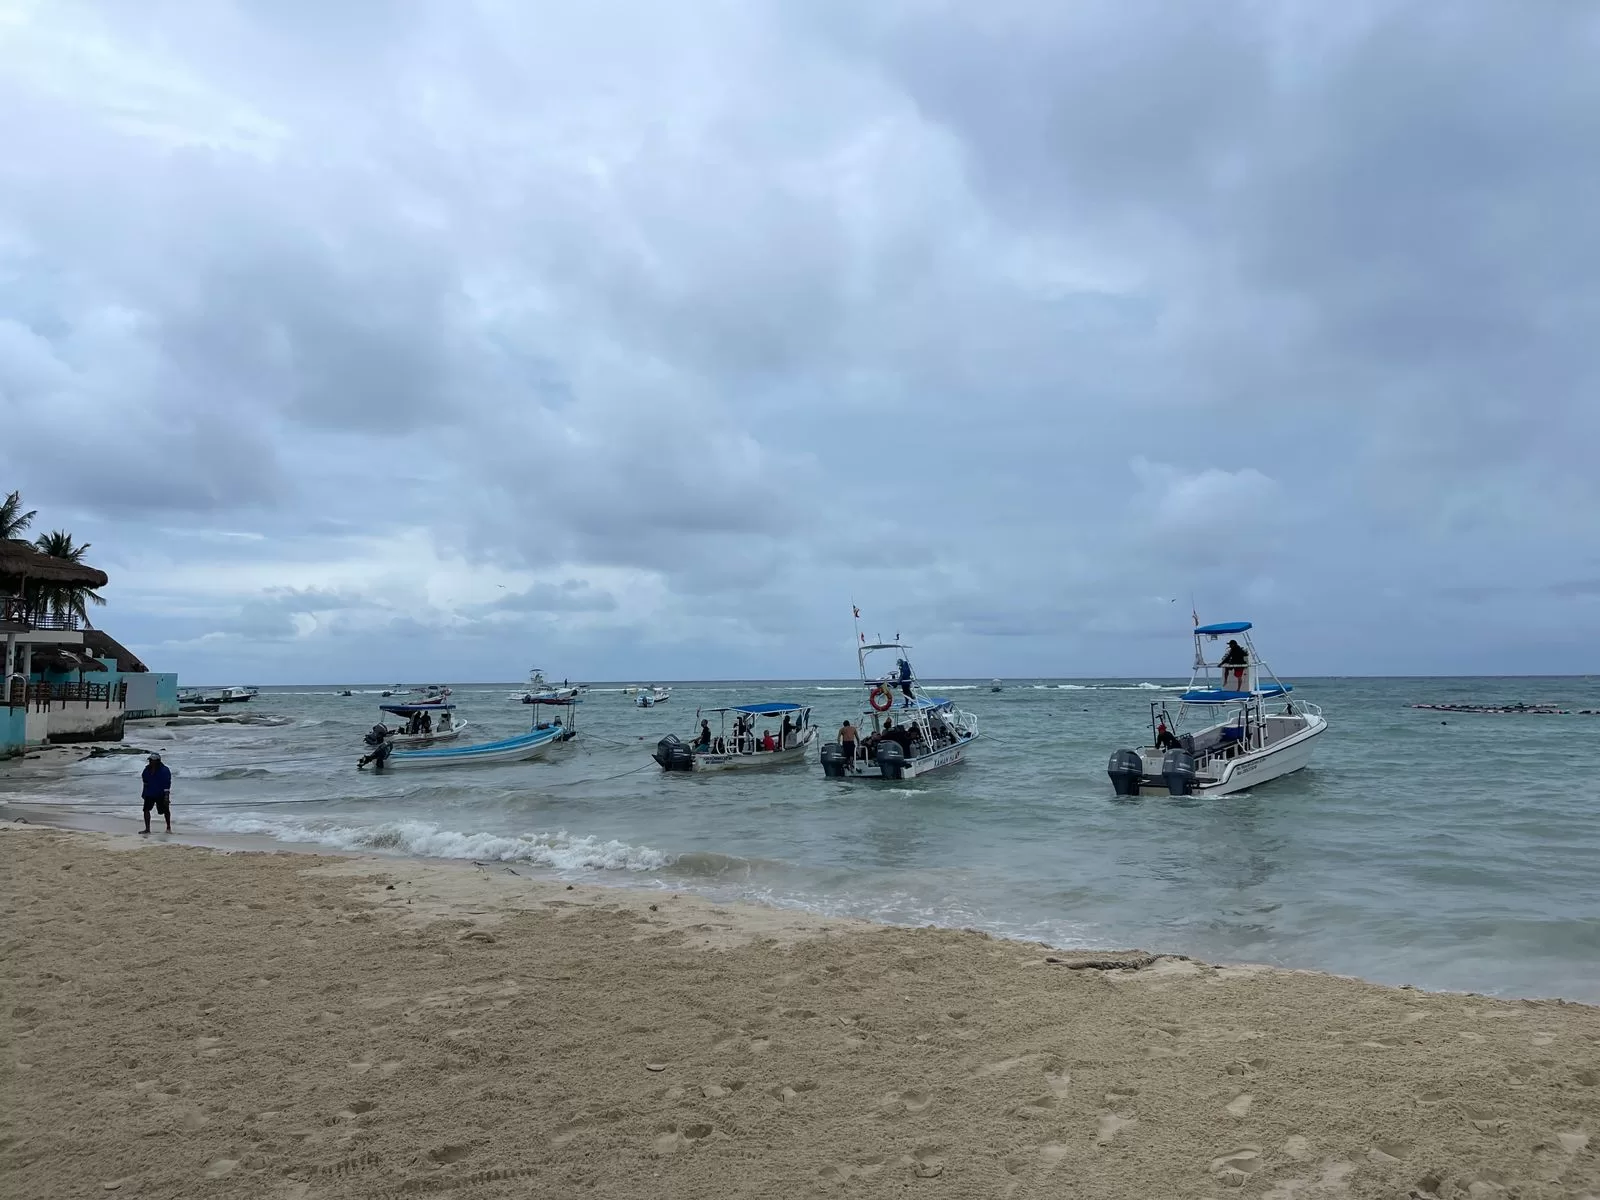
(1, 490), (36, 539)
(29, 530), (106, 628)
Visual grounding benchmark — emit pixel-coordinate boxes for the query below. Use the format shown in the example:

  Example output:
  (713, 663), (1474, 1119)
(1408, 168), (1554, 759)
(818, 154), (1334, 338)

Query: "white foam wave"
(195, 815), (670, 872)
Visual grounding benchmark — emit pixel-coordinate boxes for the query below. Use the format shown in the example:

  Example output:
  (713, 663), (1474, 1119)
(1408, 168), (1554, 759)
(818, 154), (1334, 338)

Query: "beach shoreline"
(4, 824), (1596, 1199)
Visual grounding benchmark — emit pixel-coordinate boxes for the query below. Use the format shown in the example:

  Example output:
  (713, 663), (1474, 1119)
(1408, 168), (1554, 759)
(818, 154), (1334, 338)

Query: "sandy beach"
(2, 826), (1596, 1199)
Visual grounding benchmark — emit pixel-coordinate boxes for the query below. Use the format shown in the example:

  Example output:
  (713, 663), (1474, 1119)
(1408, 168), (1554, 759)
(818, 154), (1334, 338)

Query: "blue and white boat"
(510, 668), (578, 704)
(820, 627), (978, 781)
(1107, 620), (1326, 798)
(359, 698), (577, 771)
(652, 703), (817, 772)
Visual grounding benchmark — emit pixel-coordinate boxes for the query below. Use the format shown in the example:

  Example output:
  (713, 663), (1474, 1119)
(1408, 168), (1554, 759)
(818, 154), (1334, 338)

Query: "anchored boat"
(1107, 620), (1326, 798)
(819, 629), (978, 781)
(374, 701), (466, 746)
(635, 686), (671, 708)
(511, 668), (578, 704)
(358, 697), (577, 771)
(653, 703), (817, 772)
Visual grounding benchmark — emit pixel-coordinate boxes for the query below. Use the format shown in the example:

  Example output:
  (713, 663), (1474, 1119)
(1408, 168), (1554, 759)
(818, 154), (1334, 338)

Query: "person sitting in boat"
(1220, 640), (1248, 689)
(1155, 721), (1180, 751)
(420, 712), (433, 735)
(694, 720), (712, 751)
(438, 711), (453, 731)
(761, 728), (776, 752)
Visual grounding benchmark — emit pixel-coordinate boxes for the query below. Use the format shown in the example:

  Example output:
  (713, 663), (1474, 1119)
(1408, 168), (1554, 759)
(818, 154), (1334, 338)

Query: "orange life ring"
(869, 685), (894, 712)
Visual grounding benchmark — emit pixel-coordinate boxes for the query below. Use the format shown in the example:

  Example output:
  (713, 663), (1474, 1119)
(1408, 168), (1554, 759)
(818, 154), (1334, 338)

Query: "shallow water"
(6, 676), (1598, 1001)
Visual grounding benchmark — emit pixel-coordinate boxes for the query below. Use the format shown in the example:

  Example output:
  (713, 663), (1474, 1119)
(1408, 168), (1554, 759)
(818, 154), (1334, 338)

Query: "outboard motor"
(1107, 748), (1143, 796)
(875, 739), (908, 780)
(363, 723), (389, 748)
(820, 742), (848, 778)
(653, 735), (694, 772)
(1161, 748), (1197, 796)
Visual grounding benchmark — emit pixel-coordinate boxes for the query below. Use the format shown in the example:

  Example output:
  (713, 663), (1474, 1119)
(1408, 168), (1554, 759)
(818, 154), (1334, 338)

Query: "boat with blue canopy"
(358, 697), (577, 771)
(819, 611), (979, 781)
(653, 702), (817, 772)
(373, 701), (466, 746)
(1107, 620), (1326, 797)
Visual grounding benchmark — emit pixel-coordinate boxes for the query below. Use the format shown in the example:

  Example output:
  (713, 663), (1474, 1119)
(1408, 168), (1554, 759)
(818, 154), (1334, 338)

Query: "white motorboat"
(359, 697), (577, 771)
(635, 686), (670, 708)
(510, 667), (578, 704)
(990, 678), (1004, 693)
(374, 701), (466, 746)
(1107, 620), (1326, 798)
(819, 621), (978, 780)
(653, 703), (817, 772)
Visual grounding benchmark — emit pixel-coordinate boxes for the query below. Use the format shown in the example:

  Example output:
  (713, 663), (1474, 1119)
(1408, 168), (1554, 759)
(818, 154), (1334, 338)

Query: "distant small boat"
(338, 690), (353, 697)
(511, 667), (577, 704)
(990, 678), (1004, 693)
(635, 686), (671, 708)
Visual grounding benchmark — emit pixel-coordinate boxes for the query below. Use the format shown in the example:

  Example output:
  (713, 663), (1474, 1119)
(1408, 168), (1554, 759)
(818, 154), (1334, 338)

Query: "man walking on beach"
(140, 752), (172, 834)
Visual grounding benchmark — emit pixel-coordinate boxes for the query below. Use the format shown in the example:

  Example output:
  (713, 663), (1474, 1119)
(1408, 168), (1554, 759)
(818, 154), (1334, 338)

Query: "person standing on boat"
(837, 720), (859, 770)
(139, 752), (172, 835)
(896, 658), (914, 703)
(781, 713), (794, 748)
(1220, 640), (1248, 690)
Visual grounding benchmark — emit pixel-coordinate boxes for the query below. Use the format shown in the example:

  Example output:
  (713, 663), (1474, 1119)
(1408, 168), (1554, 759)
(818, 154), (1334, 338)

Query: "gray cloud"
(2, 1), (1595, 681)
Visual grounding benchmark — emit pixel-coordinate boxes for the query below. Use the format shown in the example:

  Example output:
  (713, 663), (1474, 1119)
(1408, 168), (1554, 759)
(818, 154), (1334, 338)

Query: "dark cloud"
(1, 1), (1595, 680)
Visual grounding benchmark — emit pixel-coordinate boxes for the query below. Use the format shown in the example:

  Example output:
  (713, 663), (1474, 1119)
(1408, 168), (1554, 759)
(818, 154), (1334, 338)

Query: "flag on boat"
(852, 605), (860, 619)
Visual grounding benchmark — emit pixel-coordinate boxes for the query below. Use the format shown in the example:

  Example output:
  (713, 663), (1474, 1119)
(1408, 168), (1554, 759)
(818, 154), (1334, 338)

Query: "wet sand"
(3, 825), (1596, 1199)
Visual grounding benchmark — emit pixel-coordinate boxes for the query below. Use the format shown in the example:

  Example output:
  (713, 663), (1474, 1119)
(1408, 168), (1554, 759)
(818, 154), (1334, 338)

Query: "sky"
(2, 1), (1597, 684)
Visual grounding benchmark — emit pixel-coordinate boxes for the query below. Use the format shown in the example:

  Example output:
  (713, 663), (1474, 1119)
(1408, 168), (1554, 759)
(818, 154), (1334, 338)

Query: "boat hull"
(1127, 716), (1325, 797)
(682, 733), (816, 772)
(365, 725), (571, 770)
(823, 736), (975, 781)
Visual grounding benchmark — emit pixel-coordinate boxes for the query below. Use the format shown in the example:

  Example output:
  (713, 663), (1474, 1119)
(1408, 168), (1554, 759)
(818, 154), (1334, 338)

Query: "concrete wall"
(1, 707), (24, 759)
(44, 700), (125, 743)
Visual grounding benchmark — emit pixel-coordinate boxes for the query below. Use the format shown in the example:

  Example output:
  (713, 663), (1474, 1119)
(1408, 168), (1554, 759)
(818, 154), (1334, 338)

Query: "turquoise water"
(6, 676), (1598, 1001)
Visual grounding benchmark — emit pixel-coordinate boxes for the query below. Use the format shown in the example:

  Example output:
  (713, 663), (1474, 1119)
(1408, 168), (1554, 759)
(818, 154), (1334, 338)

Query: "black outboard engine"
(1161, 748), (1197, 796)
(820, 742), (848, 778)
(653, 735), (694, 772)
(363, 723), (389, 748)
(1107, 748), (1143, 796)
(875, 739), (908, 780)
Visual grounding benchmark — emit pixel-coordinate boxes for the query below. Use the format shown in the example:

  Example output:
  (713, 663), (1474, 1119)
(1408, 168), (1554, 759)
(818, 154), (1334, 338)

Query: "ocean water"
(6, 677), (1598, 1002)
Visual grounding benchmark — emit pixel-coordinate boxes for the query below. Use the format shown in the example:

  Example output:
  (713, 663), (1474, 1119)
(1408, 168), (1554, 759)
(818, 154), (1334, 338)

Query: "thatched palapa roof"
(83, 629), (147, 673)
(0, 539), (110, 587)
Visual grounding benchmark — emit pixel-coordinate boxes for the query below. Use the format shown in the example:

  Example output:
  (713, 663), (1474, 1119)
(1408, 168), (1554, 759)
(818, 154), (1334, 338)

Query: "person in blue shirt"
(140, 752), (172, 834)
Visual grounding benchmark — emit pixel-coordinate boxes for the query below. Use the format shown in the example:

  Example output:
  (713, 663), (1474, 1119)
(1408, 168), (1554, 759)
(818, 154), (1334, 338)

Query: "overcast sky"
(3, 1), (1597, 683)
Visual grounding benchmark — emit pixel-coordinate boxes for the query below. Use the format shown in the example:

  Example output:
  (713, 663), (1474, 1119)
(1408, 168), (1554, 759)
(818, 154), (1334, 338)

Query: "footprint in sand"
(1282, 1135), (1312, 1162)
(701, 1081), (743, 1099)
(1458, 1031), (1487, 1043)
(1095, 1113), (1136, 1146)
(900, 1147), (944, 1178)
(817, 1154), (888, 1186)
(1367, 1139), (1411, 1163)
(195, 1036), (226, 1058)
(1226, 1094), (1253, 1118)
(651, 1121), (717, 1155)
(1226, 1057), (1267, 1077)
(971, 1054), (1045, 1078)
(551, 1108), (624, 1148)
(428, 1145), (471, 1165)
(1574, 1068), (1599, 1087)
(1209, 1147), (1262, 1187)
(1015, 1095), (1057, 1119)
(883, 1090), (932, 1115)
(203, 1159), (239, 1179)
(1530, 1031), (1556, 1046)
(766, 1080), (819, 1103)
(1044, 1071), (1071, 1097)
(1463, 1105), (1509, 1134)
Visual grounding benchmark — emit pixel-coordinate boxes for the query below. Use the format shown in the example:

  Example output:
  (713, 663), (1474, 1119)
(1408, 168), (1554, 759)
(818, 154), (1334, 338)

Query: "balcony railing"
(4, 680), (125, 710)
(0, 597), (82, 630)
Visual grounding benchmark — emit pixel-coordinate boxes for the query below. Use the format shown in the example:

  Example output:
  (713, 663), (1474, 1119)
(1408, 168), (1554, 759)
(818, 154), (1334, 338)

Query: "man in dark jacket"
(140, 752), (172, 834)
